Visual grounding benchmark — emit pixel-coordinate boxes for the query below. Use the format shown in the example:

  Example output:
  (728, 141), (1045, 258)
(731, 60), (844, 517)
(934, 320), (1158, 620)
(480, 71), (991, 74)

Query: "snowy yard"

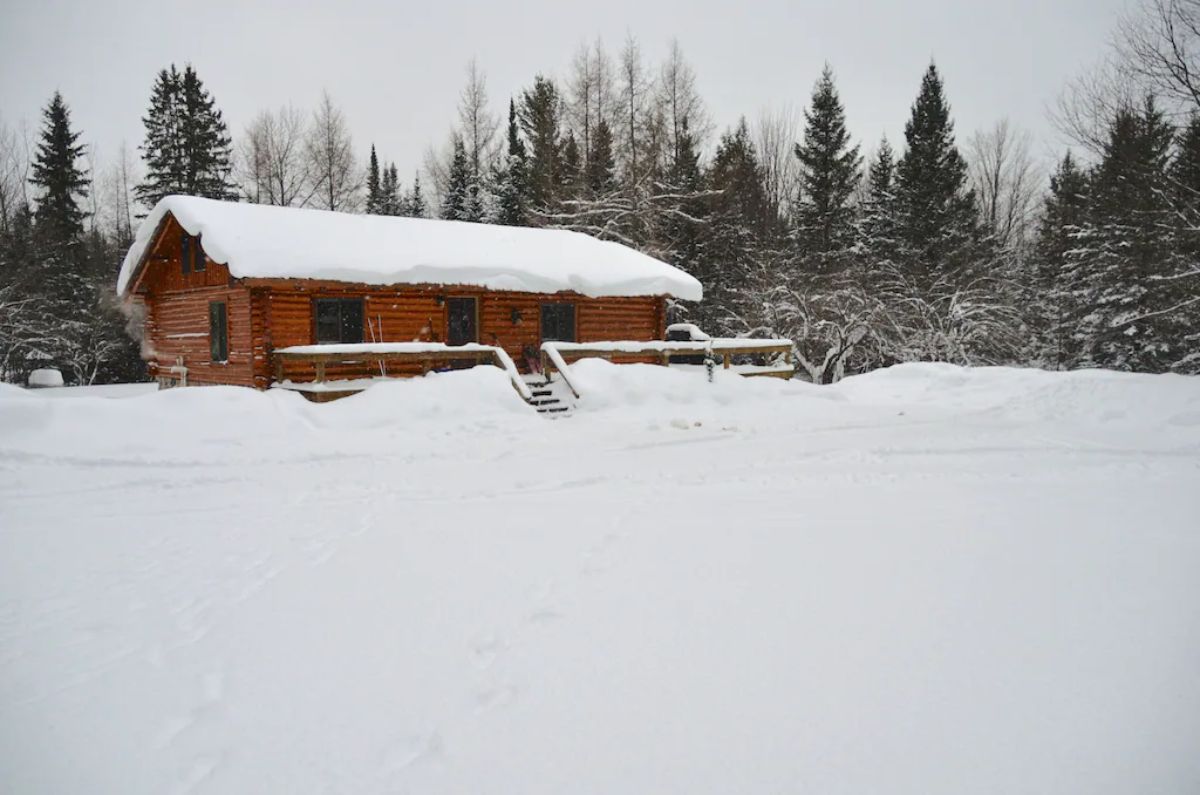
(1, 362), (1198, 794)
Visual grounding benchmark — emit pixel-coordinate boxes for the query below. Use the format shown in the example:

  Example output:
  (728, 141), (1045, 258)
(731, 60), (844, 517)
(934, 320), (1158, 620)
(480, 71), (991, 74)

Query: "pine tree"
(441, 136), (472, 220)
(365, 145), (382, 214)
(894, 63), (979, 286)
(136, 64), (237, 206)
(794, 65), (861, 262)
(495, 99), (529, 226)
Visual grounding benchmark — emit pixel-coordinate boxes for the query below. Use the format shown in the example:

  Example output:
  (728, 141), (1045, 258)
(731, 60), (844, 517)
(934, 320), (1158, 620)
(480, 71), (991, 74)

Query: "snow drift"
(1, 364), (1198, 794)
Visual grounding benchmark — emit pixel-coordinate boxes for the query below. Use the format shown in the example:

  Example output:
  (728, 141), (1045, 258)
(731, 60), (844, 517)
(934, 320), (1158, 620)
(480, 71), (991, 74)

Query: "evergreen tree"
(894, 63), (979, 286)
(701, 119), (774, 331)
(495, 99), (529, 225)
(1033, 152), (1089, 367)
(1066, 98), (1183, 371)
(379, 162), (400, 215)
(794, 65), (861, 261)
(136, 64), (237, 206)
(518, 76), (563, 212)
(659, 118), (706, 280)
(441, 136), (472, 220)
(585, 118), (617, 195)
(365, 145), (382, 214)
(31, 92), (88, 246)
(560, 131), (582, 199)
(859, 137), (899, 271)
(404, 174), (427, 218)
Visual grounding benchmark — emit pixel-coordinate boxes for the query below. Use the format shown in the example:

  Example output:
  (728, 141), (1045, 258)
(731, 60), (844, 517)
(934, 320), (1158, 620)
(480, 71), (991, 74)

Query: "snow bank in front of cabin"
(117, 196), (703, 300)
(2, 364), (1200, 795)
(0, 367), (538, 460)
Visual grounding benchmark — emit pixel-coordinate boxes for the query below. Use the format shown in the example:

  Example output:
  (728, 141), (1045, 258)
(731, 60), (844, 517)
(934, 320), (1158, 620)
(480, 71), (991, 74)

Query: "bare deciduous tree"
(616, 34), (651, 186)
(1117, 0), (1200, 112)
(305, 91), (361, 212)
(457, 59), (500, 179)
(754, 105), (802, 222)
(968, 120), (1041, 255)
(240, 105), (312, 207)
(656, 39), (712, 165)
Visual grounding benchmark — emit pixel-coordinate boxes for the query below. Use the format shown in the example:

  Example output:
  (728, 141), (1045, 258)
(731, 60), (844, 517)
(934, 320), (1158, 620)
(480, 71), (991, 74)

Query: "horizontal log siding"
(145, 285), (255, 386)
(257, 281), (667, 385)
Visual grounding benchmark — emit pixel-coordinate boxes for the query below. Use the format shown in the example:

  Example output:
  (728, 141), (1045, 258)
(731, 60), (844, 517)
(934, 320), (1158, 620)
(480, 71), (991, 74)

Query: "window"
(540, 303), (576, 343)
(315, 298), (364, 344)
(209, 301), (228, 362)
(181, 233), (206, 273)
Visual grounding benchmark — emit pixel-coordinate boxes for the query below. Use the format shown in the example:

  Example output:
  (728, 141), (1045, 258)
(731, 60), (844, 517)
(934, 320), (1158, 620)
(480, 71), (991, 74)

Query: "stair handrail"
(539, 343), (582, 399)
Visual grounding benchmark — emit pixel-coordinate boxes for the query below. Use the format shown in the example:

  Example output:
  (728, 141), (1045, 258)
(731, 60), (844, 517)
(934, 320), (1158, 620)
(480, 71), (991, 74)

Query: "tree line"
(2, 1), (1197, 386)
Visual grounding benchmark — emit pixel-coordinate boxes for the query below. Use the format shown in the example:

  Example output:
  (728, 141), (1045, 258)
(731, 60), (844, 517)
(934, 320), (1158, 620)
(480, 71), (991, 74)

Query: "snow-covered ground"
(1, 362), (1198, 794)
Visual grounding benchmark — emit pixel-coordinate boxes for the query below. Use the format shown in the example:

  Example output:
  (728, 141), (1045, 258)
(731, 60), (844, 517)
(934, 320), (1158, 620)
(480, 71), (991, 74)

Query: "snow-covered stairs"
(523, 374), (575, 417)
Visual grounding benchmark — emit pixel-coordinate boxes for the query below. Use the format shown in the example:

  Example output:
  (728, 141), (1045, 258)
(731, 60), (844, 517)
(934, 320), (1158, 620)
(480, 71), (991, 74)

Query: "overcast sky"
(2, 0), (1128, 182)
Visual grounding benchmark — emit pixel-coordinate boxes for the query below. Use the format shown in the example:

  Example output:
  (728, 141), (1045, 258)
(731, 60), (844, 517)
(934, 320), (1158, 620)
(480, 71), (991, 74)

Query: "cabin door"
(447, 297), (478, 346)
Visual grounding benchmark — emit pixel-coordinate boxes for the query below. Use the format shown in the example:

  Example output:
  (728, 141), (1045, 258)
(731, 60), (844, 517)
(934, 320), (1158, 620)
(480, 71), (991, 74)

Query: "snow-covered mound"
(2, 364), (1198, 794)
(118, 196), (703, 300)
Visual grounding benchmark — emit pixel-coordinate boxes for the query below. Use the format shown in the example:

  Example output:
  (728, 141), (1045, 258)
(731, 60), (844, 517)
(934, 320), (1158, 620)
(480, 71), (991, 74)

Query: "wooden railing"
(540, 339), (794, 386)
(272, 343), (533, 402)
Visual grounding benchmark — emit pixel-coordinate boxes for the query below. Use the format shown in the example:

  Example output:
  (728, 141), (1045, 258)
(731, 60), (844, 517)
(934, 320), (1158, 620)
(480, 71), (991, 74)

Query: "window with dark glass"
(182, 233), (206, 274)
(209, 301), (228, 362)
(540, 303), (576, 343)
(315, 298), (364, 344)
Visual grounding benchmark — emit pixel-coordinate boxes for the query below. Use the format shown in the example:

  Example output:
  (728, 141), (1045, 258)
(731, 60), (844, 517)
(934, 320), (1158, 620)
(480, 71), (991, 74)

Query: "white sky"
(1, 0), (1128, 182)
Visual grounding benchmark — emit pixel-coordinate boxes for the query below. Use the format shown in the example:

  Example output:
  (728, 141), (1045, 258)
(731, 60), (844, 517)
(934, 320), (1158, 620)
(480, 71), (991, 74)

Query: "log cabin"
(117, 196), (703, 393)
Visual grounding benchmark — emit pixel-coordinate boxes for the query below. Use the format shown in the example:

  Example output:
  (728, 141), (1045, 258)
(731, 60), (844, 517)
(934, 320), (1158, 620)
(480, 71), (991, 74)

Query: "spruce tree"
(518, 76), (563, 212)
(860, 137), (899, 272)
(365, 145), (382, 214)
(894, 63), (978, 286)
(560, 131), (581, 197)
(1033, 152), (1089, 367)
(404, 174), (427, 218)
(31, 92), (89, 250)
(585, 118), (617, 195)
(794, 65), (861, 262)
(701, 119), (773, 331)
(136, 64), (237, 206)
(660, 118), (706, 280)
(1067, 99), (1182, 371)
(441, 136), (472, 220)
(495, 99), (529, 226)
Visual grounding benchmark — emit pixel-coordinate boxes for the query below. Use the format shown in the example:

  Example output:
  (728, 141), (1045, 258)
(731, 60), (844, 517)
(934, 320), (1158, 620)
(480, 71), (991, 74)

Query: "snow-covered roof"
(117, 196), (703, 301)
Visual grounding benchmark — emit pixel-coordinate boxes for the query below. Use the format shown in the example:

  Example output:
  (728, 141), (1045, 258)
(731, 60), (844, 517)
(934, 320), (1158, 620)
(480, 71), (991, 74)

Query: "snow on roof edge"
(117, 196), (704, 301)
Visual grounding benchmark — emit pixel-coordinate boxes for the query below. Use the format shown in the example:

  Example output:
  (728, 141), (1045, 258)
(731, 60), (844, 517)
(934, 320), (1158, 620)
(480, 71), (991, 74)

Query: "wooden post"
(315, 361), (326, 383)
(660, 351), (670, 367)
(723, 352), (732, 370)
(274, 358), (284, 383)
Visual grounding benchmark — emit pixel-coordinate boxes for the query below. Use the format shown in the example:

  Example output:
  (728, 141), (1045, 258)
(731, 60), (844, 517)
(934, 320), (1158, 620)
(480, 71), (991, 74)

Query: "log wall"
(251, 280), (667, 384)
